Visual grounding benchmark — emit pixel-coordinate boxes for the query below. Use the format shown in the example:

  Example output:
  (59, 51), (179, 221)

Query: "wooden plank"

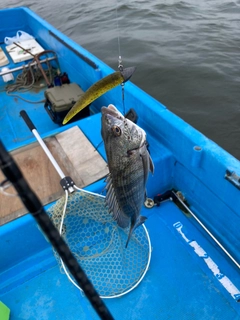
(0, 142), (63, 225)
(55, 126), (109, 187)
(0, 126), (108, 225)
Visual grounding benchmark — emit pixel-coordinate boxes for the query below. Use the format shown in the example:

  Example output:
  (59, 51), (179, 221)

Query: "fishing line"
(95, 140), (103, 152)
(115, 0), (122, 69)
(115, 0), (126, 115)
(93, 3), (126, 152)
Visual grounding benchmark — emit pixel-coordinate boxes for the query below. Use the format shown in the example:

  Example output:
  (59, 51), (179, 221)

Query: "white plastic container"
(6, 39), (44, 63)
(1, 67), (14, 82)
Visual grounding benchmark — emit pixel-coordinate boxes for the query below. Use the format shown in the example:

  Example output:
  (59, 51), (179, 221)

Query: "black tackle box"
(44, 83), (90, 124)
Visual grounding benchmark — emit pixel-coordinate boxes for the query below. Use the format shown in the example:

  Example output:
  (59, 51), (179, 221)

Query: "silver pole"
(0, 56), (56, 76)
(32, 129), (65, 180)
(172, 191), (240, 269)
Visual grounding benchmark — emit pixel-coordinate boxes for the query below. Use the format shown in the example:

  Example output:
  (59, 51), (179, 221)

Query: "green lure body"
(62, 67), (135, 124)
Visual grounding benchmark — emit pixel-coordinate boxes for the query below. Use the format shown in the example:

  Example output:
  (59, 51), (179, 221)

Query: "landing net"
(47, 188), (151, 298)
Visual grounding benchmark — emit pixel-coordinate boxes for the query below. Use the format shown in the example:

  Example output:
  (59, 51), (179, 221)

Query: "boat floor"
(1, 201), (240, 320)
(0, 125), (108, 225)
(0, 85), (60, 151)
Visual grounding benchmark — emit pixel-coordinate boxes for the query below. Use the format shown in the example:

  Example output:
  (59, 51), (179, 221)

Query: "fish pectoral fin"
(125, 215), (147, 248)
(139, 144), (154, 183)
(105, 175), (129, 228)
(149, 154), (154, 174)
(144, 190), (148, 201)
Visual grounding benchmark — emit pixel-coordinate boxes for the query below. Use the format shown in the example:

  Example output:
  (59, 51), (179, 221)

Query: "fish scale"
(101, 104), (154, 247)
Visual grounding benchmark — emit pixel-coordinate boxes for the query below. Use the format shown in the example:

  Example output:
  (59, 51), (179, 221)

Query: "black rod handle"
(20, 110), (36, 132)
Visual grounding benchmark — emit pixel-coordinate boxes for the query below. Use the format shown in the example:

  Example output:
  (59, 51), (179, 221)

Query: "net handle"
(20, 110), (105, 198)
(0, 139), (114, 320)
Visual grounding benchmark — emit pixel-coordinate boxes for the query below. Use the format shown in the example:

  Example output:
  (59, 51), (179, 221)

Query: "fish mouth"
(101, 104), (124, 120)
(102, 104), (146, 147)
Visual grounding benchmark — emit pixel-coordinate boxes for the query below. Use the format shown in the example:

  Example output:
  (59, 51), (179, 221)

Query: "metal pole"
(20, 110), (74, 193)
(172, 191), (240, 269)
(0, 56), (56, 76)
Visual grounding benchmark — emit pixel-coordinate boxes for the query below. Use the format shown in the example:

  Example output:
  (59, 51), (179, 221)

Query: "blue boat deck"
(0, 84), (58, 151)
(1, 200), (239, 320)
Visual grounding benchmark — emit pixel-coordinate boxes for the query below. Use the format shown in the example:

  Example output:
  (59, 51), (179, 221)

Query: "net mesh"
(47, 190), (151, 298)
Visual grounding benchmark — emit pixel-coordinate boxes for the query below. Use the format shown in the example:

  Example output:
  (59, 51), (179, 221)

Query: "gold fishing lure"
(62, 67), (135, 124)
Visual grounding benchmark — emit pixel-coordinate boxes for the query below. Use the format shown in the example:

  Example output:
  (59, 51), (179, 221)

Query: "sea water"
(1, 0), (240, 159)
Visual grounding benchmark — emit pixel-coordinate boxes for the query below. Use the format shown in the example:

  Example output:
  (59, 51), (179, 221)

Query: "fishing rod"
(0, 139), (114, 320)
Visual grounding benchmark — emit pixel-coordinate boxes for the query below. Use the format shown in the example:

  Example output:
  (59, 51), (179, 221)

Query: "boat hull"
(0, 7), (239, 319)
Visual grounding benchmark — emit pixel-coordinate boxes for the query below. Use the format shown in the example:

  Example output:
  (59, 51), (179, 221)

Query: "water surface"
(1, 0), (240, 159)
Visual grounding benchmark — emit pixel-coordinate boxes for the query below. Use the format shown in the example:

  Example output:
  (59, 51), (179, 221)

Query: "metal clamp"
(225, 170), (240, 190)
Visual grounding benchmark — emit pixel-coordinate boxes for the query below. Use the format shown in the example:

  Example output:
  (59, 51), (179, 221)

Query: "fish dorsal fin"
(105, 174), (129, 228)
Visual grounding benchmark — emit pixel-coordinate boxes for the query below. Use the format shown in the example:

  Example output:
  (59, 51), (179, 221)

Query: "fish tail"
(125, 225), (134, 249)
(125, 215), (147, 248)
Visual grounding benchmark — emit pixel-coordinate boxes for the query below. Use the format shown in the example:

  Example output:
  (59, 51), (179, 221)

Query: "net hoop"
(50, 187), (152, 299)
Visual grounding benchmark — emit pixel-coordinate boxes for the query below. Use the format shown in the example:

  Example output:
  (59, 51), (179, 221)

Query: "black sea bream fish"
(101, 104), (154, 248)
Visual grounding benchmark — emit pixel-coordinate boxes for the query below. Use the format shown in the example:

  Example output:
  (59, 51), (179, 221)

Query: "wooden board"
(0, 126), (108, 225)
(55, 126), (108, 187)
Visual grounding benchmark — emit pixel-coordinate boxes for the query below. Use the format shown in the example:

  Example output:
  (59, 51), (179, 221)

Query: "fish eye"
(112, 125), (121, 136)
